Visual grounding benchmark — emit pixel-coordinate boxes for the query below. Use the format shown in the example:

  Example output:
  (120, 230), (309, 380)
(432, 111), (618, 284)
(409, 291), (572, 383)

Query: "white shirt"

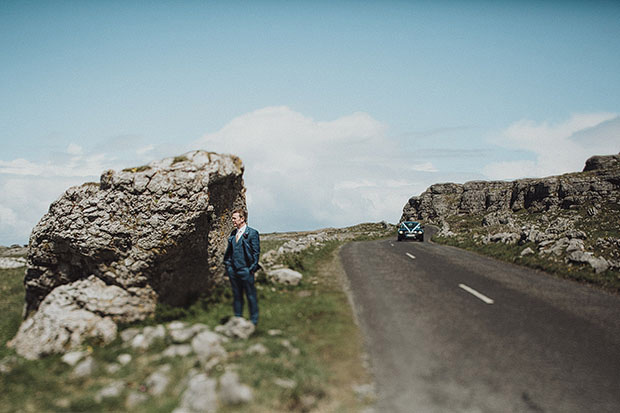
(235, 224), (247, 241)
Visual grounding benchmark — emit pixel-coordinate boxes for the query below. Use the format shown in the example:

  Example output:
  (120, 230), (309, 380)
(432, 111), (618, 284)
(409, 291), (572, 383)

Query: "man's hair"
(232, 208), (248, 222)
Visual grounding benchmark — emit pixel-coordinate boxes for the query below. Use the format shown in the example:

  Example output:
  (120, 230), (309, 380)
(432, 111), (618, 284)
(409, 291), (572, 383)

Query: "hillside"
(400, 153), (620, 291)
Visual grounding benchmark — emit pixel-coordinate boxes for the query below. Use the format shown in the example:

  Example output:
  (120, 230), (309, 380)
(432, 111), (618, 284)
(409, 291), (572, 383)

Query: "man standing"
(223, 208), (260, 325)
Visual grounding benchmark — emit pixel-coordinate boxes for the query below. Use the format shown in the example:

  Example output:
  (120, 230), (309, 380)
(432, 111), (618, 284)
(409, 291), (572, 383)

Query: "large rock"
(10, 150), (246, 359)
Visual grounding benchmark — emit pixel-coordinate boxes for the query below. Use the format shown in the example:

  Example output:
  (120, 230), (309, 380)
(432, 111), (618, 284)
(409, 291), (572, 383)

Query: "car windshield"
(401, 222), (419, 230)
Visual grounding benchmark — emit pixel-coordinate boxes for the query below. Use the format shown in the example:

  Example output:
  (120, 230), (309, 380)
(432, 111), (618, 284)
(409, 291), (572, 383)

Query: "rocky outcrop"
(400, 154), (620, 276)
(402, 153), (620, 222)
(9, 150), (246, 359)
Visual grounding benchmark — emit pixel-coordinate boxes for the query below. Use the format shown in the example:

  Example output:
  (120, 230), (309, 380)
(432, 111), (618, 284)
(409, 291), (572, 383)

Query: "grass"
(0, 234), (374, 412)
(434, 233), (620, 293)
(0, 267), (25, 360)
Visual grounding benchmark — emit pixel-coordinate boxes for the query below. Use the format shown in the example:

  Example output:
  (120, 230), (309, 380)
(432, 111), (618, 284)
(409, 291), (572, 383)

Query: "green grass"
(434, 234), (620, 293)
(0, 237), (372, 412)
(0, 267), (25, 360)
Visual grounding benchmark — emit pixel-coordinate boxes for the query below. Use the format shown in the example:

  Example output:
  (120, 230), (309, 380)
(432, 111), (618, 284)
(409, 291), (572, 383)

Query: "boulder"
(520, 247), (535, 257)
(583, 153), (620, 172)
(174, 372), (218, 413)
(215, 317), (255, 339)
(10, 150), (246, 359)
(8, 277), (119, 359)
(219, 371), (253, 405)
(567, 251), (610, 273)
(267, 268), (303, 286)
(95, 380), (125, 402)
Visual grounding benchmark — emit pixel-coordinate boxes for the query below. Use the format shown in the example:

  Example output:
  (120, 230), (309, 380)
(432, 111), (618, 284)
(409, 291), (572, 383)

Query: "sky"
(1, 0), (620, 245)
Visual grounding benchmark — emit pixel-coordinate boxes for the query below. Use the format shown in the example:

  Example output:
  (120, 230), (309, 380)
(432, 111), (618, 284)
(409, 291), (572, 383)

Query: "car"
(397, 221), (424, 242)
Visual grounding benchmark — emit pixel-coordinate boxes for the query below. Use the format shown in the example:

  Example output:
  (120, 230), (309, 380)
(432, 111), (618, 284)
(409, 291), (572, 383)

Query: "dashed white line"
(458, 284), (494, 305)
(406, 252), (416, 260)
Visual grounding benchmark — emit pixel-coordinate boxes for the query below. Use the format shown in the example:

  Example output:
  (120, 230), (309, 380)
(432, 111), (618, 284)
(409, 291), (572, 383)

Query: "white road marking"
(458, 284), (494, 305)
(406, 252), (416, 260)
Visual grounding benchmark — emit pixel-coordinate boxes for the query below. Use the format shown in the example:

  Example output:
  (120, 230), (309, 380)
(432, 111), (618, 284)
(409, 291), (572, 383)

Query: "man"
(223, 208), (260, 325)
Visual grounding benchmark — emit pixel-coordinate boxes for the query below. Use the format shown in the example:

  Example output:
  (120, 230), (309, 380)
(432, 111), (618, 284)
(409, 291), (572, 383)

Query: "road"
(340, 237), (620, 412)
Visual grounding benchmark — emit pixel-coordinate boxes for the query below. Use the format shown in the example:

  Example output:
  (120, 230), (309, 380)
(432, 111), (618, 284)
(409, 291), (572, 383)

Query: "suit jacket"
(224, 226), (260, 274)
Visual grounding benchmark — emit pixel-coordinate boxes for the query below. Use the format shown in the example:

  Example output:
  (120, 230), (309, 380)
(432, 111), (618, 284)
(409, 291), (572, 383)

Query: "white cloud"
(0, 144), (125, 245)
(137, 144), (155, 155)
(484, 113), (620, 180)
(0, 153), (113, 178)
(193, 106), (434, 231)
(0, 107), (446, 243)
(67, 143), (83, 155)
(0, 175), (89, 245)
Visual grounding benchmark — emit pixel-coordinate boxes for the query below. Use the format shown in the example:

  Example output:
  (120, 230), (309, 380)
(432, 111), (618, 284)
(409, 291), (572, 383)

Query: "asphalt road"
(340, 237), (620, 413)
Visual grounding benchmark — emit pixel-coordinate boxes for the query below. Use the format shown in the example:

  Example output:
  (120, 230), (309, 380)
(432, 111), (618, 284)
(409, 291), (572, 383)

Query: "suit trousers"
(228, 267), (259, 325)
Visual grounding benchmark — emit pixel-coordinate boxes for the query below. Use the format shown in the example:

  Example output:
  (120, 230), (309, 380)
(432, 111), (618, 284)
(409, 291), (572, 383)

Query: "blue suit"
(223, 226), (260, 324)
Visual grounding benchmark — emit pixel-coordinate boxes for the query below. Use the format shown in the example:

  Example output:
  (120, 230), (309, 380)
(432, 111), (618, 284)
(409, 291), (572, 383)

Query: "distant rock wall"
(399, 153), (620, 275)
(401, 153), (620, 222)
(9, 150), (246, 359)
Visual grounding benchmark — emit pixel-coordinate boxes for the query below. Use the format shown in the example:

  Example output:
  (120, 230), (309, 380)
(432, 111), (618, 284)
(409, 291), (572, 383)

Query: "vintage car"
(397, 221), (424, 241)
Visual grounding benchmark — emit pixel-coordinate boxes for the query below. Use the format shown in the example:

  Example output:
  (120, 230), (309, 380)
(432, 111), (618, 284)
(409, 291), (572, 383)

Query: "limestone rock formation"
(400, 153), (620, 275)
(9, 150), (246, 359)
(402, 153), (620, 222)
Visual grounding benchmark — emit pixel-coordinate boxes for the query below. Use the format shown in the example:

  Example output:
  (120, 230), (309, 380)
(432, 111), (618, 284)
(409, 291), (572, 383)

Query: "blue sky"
(1, 1), (620, 244)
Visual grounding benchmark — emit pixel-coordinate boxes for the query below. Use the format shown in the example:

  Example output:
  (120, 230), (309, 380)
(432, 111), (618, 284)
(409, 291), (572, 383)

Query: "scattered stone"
(168, 322), (205, 343)
(106, 363), (122, 374)
(488, 232), (520, 244)
(54, 398), (71, 409)
(219, 371), (253, 405)
(273, 377), (296, 389)
(267, 329), (282, 336)
(0, 257), (26, 269)
(95, 380), (125, 402)
(61, 350), (88, 367)
(520, 247), (535, 257)
(280, 339), (300, 356)
(191, 330), (227, 369)
(174, 372), (218, 413)
(587, 206), (598, 216)
(300, 394), (319, 410)
(163, 344), (193, 358)
(267, 268), (303, 286)
(246, 343), (268, 356)
(568, 251), (610, 273)
(126, 391), (149, 409)
(73, 356), (97, 378)
(215, 317), (255, 339)
(120, 328), (140, 343)
(566, 239), (585, 253)
(0, 356), (17, 374)
(146, 364), (171, 396)
(117, 353), (132, 365)
(130, 325), (166, 350)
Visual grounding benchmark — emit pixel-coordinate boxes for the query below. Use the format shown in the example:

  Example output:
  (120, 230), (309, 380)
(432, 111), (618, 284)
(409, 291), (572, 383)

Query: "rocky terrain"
(1, 223), (387, 412)
(0, 246), (27, 270)
(400, 153), (620, 288)
(9, 150), (246, 359)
